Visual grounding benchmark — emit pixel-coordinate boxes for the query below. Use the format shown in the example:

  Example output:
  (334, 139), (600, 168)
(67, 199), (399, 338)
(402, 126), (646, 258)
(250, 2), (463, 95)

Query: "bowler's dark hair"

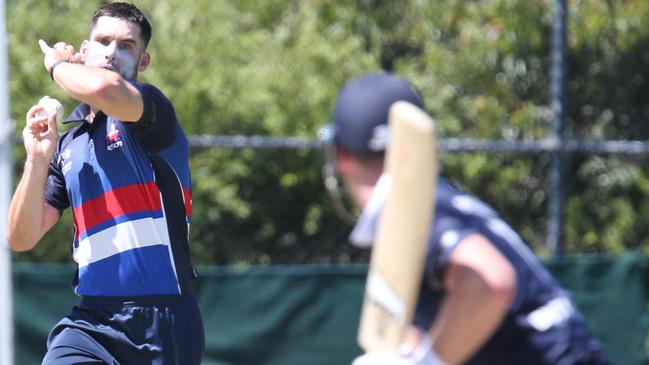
(92, 2), (152, 48)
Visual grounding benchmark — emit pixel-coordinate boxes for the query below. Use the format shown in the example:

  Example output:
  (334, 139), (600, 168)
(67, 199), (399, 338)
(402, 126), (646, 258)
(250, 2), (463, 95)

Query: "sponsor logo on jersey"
(107, 122), (123, 151)
(59, 148), (72, 175)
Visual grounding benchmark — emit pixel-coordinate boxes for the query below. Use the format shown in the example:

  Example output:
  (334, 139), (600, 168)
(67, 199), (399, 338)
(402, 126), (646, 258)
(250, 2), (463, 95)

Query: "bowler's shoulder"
(129, 80), (167, 96)
(129, 80), (175, 113)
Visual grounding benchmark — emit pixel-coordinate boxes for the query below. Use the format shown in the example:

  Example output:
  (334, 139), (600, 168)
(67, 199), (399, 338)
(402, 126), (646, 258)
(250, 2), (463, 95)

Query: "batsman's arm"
(429, 233), (517, 364)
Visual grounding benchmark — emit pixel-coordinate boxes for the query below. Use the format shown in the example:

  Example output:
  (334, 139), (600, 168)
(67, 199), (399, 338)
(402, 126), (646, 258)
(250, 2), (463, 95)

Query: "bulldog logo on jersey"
(107, 122), (123, 151)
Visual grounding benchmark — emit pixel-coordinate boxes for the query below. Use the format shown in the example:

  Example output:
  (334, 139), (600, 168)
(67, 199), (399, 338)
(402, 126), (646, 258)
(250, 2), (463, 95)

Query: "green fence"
(13, 252), (649, 365)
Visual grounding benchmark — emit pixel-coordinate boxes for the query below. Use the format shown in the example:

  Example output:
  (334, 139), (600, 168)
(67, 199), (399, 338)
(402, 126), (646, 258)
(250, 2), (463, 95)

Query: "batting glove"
(351, 340), (447, 365)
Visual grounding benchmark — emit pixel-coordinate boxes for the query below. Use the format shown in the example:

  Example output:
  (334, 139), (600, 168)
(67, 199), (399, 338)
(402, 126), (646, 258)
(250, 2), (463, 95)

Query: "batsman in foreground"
(323, 73), (611, 365)
(7, 3), (204, 364)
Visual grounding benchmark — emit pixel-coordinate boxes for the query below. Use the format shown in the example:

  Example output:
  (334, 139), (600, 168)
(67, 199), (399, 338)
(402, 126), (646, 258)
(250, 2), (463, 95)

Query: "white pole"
(0, 0), (14, 363)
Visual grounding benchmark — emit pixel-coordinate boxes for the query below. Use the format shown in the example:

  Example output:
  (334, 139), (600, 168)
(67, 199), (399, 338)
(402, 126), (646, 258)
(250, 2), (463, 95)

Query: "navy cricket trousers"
(42, 294), (204, 365)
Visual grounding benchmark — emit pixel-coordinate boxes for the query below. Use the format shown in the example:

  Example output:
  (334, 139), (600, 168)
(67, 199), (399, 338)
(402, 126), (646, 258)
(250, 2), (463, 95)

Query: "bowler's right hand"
(23, 103), (59, 162)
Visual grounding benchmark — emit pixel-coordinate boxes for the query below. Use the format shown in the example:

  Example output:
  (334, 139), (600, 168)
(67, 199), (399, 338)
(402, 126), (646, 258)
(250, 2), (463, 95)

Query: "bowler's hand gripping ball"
(38, 96), (64, 123)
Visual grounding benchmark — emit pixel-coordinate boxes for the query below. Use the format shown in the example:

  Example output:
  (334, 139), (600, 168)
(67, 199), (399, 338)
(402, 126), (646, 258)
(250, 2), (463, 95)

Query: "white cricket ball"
(38, 96), (64, 123)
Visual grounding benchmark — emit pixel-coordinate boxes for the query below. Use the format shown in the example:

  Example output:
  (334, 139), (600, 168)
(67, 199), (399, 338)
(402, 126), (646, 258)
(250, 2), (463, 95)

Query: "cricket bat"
(357, 101), (438, 354)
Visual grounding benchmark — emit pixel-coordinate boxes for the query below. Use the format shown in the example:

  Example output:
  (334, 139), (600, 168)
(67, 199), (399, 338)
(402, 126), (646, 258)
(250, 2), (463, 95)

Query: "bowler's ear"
(79, 40), (89, 62)
(138, 52), (150, 72)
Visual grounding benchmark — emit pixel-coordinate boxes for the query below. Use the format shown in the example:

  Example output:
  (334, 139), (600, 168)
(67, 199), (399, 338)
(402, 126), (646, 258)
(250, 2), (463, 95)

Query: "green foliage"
(7, 0), (649, 264)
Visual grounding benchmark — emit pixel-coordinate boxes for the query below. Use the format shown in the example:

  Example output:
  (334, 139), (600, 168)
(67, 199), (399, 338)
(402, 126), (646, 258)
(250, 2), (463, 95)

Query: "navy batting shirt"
(351, 176), (610, 364)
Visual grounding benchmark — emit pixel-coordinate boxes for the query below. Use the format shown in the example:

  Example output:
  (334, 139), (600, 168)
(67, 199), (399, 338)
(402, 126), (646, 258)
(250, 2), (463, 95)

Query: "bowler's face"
(82, 16), (148, 80)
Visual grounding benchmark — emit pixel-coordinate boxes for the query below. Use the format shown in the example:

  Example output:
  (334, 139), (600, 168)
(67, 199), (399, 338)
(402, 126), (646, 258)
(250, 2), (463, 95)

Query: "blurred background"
(10, 0), (649, 265)
(4, 0), (649, 364)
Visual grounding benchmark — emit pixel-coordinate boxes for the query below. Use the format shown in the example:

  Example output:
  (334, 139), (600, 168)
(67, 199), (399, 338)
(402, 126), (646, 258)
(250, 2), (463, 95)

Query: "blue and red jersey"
(45, 81), (195, 297)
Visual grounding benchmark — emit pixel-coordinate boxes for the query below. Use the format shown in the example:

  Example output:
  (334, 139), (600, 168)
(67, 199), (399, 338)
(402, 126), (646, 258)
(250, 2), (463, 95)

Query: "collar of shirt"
(64, 103), (91, 124)
(349, 173), (392, 248)
(64, 103), (110, 125)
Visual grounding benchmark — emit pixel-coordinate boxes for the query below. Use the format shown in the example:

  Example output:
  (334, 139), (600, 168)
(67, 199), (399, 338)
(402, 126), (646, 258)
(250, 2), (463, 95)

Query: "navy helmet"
(333, 73), (423, 154)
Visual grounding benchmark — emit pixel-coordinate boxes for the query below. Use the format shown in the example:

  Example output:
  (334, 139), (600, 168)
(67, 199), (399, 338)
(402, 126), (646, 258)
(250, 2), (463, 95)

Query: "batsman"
(322, 73), (611, 365)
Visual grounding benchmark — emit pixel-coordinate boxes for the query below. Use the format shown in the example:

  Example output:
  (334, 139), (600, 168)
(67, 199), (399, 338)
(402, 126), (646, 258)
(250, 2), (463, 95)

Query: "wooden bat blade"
(357, 101), (438, 354)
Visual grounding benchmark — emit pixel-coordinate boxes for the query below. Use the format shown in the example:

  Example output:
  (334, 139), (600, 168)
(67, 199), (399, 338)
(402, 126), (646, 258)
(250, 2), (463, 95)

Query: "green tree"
(7, 0), (649, 264)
